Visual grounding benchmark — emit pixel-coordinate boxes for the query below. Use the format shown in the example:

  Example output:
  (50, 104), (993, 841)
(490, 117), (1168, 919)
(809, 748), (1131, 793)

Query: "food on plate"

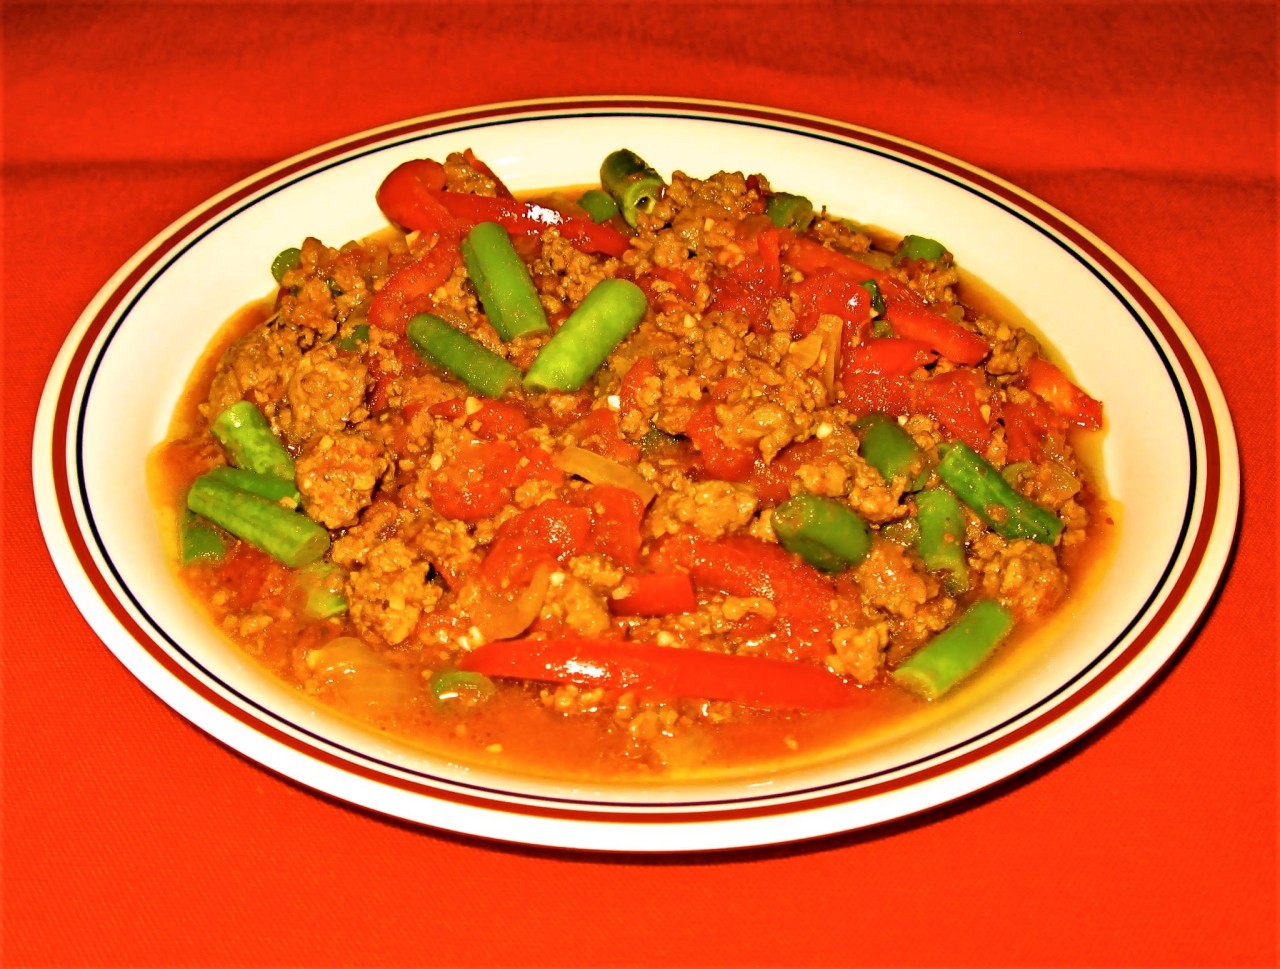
(150, 147), (1110, 777)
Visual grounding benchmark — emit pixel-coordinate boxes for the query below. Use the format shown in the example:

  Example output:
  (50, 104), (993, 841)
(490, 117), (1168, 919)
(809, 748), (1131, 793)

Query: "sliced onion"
(305, 636), (420, 711)
(457, 564), (551, 641)
(817, 316), (841, 396)
(787, 328), (825, 370)
(555, 445), (657, 506)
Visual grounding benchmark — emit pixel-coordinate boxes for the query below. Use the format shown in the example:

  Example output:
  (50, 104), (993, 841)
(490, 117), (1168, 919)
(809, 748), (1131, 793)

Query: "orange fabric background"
(3, 3), (1276, 967)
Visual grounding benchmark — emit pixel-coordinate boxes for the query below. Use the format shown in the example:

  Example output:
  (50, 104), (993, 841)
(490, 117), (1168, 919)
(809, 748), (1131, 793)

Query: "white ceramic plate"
(34, 97), (1238, 852)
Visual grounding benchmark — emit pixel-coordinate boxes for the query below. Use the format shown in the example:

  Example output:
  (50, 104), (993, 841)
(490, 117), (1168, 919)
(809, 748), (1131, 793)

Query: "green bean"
(297, 562), (348, 619)
(640, 426), (681, 456)
(915, 487), (969, 594)
(576, 189), (619, 223)
(179, 508), (226, 565)
(857, 414), (928, 491)
(890, 600), (1014, 700)
(406, 312), (522, 399)
(880, 517), (919, 548)
(202, 466), (300, 504)
(523, 279), (647, 392)
(936, 442), (1063, 544)
(894, 234), (947, 264)
(336, 323), (369, 352)
(859, 279), (886, 317)
(210, 401), (295, 482)
(460, 221), (549, 341)
(600, 149), (665, 227)
(271, 247), (302, 283)
(862, 279), (892, 337)
(1001, 461), (1031, 488)
(772, 494), (873, 572)
(765, 192), (815, 231)
(187, 473), (329, 568)
(430, 669), (497, 707)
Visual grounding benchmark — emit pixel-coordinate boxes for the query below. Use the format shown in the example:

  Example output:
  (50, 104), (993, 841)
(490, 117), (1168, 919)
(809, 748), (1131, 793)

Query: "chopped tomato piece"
(573, 408), (641, 464)
(846, 337), (938, 377)
(1026, 358), (1104, 429)
(429, 398), (532, 440)
(746, 438), (825, 504)
(841, 365), (994, 451)
(708, 222), (786, 333)
(790, 270), (873, 338)
(431, 440), (522, 522)
(570, 485), (645, 567)
(366, 335), (423, 414)
(686, 402), (756, 482)
(638, 266), (698, 312)
(433, 441), (562, 523)
(480, 500), (593, 585)
(1002, 398), (1066, 463)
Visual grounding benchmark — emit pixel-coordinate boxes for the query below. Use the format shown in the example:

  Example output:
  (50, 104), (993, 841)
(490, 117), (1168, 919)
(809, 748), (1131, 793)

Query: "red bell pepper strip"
(673, 534), (834, 608)
(608, 571), (698, 617)
(431, 192), (631, 257)
(783, 237), (989, 365)
(784, 237), (891, 285)
(878, 279), (989, 366)
(462, 148), (514, 199)
(366, 243), (462, 333)
(377, 159), (630, 258)
(376, 159), (462, 242)
(846, 337), (939, 377)
(1025, 358), (1103, 430)
(458, 637), (855, 709)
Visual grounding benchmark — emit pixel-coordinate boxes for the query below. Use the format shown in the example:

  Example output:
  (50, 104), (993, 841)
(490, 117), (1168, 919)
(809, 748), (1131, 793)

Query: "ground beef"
(204, 324), (303, 419)
(647, 479), (758, 540)
(295, 431), (388, 528)
(827, 621), (890, 684)
(971, 534), (1069, 623)
(277, 235), (400, 343)
(344, 538), (442, 646)
(276, 343), (370, 444)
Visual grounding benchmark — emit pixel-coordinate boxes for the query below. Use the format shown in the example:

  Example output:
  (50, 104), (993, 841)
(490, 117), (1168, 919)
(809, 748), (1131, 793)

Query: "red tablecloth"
(4, 4), (1275, 966)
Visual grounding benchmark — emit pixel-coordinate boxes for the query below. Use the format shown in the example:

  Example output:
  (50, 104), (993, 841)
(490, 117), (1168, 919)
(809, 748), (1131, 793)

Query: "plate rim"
(33, 95), (1241, 851)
